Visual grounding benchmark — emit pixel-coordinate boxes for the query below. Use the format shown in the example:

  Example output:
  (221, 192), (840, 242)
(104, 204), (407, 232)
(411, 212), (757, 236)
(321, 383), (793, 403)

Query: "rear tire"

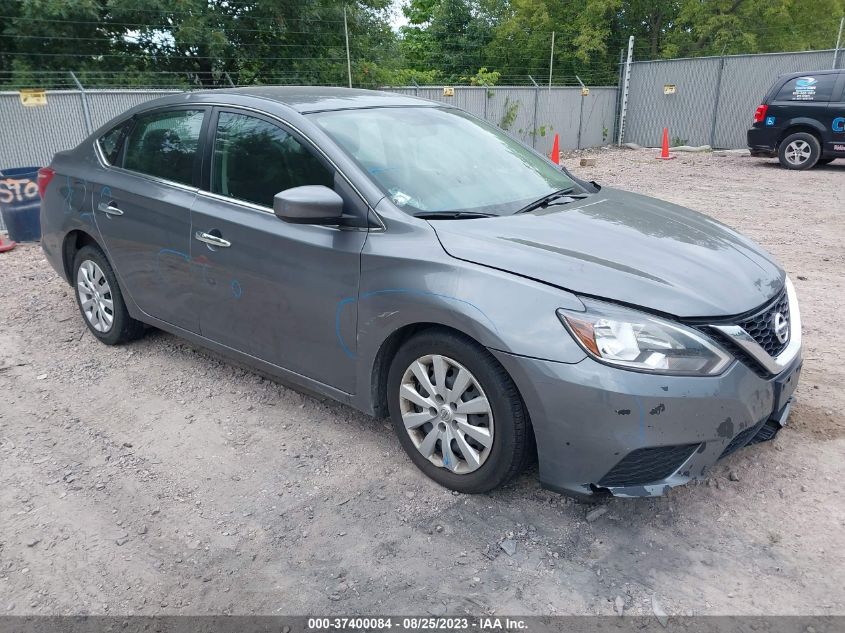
(73, 244), (145, 345)
(778, 132), (820, 170)
(387, 329), (531, 493)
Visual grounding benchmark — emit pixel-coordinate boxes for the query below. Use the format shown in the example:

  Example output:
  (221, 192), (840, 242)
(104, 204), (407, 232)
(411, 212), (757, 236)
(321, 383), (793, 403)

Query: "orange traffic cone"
(656, 127), (675, 160)
(0, 234), (16, 253)
(550, 133), (560, 165)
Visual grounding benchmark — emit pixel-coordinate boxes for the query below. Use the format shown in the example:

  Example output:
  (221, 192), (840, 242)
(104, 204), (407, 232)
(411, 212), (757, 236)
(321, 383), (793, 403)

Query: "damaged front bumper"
(492, 350), (802, 498)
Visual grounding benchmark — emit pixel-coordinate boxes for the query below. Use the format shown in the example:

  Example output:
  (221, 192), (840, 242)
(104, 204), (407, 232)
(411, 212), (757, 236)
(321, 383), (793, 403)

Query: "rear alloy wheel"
(77, 259), (114, 333)
(73, 244), (145, 345)
(387, 330), (531, 493)
(778, 132), (820, 170)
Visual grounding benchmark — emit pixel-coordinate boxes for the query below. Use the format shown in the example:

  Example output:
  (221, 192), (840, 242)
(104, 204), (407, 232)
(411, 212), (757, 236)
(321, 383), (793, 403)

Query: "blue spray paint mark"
(96, 185), (112, 213)
(335, 297), (358, 357)
(155, 248), (243, 298)
(334, 288), (498, 359)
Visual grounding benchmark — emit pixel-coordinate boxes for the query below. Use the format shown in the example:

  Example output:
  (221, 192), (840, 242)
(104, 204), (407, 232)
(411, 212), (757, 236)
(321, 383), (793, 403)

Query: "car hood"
(430, 188), (784, 318)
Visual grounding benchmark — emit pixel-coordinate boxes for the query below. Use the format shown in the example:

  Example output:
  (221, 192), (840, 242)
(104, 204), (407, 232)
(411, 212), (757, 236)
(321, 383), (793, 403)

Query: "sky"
(389, 0), (409, 30)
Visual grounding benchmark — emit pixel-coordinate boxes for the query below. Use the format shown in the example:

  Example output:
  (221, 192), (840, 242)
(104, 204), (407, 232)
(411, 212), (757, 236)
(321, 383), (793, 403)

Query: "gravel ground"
(0, 148), (843, 617)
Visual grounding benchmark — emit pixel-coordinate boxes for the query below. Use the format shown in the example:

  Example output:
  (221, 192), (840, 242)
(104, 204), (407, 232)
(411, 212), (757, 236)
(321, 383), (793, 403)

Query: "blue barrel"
(0, 166), (42, 242)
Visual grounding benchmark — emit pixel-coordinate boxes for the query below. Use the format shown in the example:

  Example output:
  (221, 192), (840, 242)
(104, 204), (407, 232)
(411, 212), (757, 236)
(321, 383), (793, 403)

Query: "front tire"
(778, 132), (820, 170)
(387, 329), (531, 493)
(73, 244), (145, 345)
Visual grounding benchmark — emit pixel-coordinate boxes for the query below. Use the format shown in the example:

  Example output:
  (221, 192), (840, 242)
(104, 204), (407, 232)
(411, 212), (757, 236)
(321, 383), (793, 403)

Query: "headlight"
(557, 299), (732, 376)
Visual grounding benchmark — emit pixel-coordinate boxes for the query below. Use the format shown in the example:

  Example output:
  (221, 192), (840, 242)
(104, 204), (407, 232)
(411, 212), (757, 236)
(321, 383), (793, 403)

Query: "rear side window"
(98, 121), (130, 164)
(123, 109), (204, 186)
(211, 111), (334, 208)
(775, 75), (837, 102)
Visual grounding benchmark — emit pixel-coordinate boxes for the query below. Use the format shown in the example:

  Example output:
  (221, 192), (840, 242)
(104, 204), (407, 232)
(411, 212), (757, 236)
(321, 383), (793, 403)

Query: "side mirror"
(273, 185), (344, 225)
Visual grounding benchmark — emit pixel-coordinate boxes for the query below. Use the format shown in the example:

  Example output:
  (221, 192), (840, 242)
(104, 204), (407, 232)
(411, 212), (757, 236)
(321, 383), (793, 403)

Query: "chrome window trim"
(710, 277), (801, 375)
(94, 116), (134, 168)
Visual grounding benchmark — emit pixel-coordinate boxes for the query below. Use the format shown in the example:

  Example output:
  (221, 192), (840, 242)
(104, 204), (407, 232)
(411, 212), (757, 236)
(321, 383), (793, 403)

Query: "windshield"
(311, 106), (578, 216)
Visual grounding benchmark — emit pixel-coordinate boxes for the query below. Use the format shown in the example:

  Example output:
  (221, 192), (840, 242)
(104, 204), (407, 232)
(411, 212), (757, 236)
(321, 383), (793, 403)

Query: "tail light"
(37, 167), (55, 199)
(753, 104), (768, 124)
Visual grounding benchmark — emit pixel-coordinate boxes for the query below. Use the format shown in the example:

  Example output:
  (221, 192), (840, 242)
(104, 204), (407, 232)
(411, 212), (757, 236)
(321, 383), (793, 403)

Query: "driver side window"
(212, 112), (334, 208)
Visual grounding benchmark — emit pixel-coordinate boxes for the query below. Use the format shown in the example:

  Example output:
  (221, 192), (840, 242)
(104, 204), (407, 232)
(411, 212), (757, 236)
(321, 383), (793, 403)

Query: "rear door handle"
(96, 202), (123, 216)
(194, 231), (231, 248)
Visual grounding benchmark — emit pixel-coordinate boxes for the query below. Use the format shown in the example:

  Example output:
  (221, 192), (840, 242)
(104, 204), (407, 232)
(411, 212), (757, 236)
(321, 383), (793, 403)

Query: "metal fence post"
(575, 76), (586, 150)
(834, 16), (844, 69)
(709, 55), (726, 148)
(529, 75), (539, 149)
(69, 71), (93, 136)
(612, 48), (624, 145)
(616, 36), (634, 145)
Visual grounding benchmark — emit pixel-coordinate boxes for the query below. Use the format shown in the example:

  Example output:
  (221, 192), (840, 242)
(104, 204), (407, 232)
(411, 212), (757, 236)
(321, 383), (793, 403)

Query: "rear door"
(769, 73), (838, 140)
(827, 73), (845, 156)
(93, 107), (208, 332)
(189, 108), (368, 392)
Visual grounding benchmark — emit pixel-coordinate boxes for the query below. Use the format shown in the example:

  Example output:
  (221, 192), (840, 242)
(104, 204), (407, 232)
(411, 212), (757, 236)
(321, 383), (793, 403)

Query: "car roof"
(190, 86), (439, 113)
(779, 68), (842, 79)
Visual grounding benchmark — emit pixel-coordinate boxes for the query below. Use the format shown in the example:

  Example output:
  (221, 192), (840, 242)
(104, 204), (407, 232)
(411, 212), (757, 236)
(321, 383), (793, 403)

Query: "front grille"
(737, 288), (790, 357)
(598, 443), (700, 488)
(694, 286), (790, 375)
(719, 418), (767, 459)
(747, 419), (780, 445)
(710, 335), (769, 378)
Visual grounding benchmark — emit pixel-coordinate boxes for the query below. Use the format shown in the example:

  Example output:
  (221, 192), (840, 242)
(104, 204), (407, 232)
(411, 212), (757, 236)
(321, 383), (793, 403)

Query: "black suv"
(747, 68), (845, 170)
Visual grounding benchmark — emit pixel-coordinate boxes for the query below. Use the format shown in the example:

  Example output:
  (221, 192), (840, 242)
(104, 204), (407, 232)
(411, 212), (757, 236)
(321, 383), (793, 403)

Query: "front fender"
(350, 208), (588, 412)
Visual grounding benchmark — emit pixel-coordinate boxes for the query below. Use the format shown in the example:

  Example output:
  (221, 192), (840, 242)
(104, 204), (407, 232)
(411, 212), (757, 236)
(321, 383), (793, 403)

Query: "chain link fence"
(0, 83), (617, 231)
(623, 49), (844, 149)
(389, 85), (619, 155)
(2, 47), (843, 232)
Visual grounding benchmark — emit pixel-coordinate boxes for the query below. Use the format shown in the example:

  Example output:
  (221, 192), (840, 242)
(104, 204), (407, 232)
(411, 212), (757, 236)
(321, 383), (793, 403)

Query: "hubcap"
(399, 354), (494, 474)
(76, 260), (114, 333)
(785, 140), (811, 165)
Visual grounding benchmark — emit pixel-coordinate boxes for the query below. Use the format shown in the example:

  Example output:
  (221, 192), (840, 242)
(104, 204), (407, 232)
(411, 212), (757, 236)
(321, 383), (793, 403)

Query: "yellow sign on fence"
(663, 84), (677, 95)
(442, 86), (455, 97)
(19, 90), (47, 107)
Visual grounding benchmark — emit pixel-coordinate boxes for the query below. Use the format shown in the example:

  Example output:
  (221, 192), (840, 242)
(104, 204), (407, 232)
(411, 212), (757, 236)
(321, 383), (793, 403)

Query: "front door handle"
(194, 231), (231, 248)
(96, 202), (123, 216)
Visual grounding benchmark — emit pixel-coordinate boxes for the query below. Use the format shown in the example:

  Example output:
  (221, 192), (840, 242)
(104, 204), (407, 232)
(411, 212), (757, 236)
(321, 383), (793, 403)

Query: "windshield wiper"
(513, 188), (589, 215)
(414, 211), (495, 220)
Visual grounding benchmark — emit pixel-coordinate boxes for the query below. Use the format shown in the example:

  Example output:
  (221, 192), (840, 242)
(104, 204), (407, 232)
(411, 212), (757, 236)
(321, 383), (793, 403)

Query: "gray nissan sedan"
(39, 87), (802, 498)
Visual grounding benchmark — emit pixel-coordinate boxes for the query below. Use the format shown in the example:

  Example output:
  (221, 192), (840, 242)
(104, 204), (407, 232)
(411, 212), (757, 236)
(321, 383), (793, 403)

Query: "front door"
(189, 109), (368, 393)
(94, 107), (207, 332)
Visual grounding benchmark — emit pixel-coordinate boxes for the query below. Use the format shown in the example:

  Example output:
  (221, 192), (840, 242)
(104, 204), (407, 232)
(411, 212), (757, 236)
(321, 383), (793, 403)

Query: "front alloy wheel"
(387, 329), (531, 493)
(399, 354), (494, 474)
(77, 259), (114, 333)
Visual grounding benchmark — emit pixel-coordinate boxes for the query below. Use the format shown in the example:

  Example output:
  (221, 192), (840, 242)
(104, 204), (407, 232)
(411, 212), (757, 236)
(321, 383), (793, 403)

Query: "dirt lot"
(1, 149), (843, 617)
